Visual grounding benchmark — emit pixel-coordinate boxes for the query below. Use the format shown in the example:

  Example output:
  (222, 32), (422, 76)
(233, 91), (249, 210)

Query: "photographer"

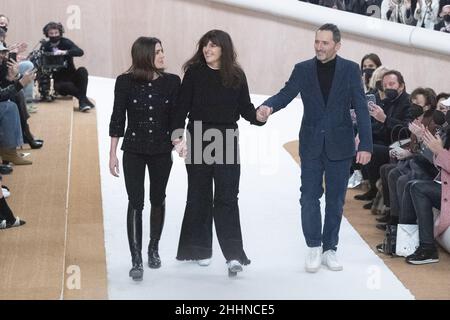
(40, 22), (94, 112)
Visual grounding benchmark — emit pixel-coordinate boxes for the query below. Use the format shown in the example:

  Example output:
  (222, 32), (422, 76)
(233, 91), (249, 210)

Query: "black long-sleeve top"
(316, 57), (337, 105)
(0, 62), (23, 102)
(173, 63), (265, 132)
(109, 72), (181, 155)
(40, 37), (84, 72)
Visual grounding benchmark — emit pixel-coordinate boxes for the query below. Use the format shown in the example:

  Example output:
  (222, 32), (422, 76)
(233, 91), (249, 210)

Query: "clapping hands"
(408, 120), (425, 140)
(256, 105), (273, 122)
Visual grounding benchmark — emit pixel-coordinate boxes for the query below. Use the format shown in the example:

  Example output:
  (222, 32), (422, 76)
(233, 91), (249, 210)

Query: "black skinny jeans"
(122, 151), (172, 211)
(400, 180), (441, 246)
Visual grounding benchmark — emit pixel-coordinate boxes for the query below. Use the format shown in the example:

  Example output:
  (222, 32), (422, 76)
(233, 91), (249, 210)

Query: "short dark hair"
(317, 23), (341, 43)
(382, 70), (405, 86)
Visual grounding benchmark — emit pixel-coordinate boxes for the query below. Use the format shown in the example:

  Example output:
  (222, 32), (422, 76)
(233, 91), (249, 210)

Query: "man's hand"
(356, 151), (372, 165)
(369, 104), (387, 123)
(256, 105), (273, 122)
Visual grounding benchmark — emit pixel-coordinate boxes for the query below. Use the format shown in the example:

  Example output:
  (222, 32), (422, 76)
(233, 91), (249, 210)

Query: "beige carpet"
(284, 140), (450, 300)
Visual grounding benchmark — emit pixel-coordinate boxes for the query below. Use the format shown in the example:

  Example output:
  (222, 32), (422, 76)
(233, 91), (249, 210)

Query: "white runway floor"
(89, 76), (414, 300)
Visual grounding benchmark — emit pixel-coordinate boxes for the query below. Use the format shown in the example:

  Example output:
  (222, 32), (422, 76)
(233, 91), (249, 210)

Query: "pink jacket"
(434, 149), (450, 237)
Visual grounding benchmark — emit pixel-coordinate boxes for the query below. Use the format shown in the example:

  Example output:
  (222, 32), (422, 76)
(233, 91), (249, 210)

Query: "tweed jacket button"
(149, 94), (152, 98)
(149, 130), (153, 133)
(149, 106), (153, 110)
(133, 99), (137, 103)
(148, 83), (152, 87)
(132, 132), (136, 136)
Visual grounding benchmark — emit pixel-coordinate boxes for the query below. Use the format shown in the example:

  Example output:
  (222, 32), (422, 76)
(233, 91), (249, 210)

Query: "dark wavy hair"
(183, 29), (244, 89)
(127, 37), (164, 82)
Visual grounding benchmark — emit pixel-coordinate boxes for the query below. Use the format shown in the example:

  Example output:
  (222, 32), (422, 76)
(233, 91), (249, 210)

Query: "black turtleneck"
(316, 57), (337, 105)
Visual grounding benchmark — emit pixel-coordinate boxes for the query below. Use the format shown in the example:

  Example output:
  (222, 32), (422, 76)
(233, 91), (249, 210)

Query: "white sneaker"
(227, 260), (243, 273)
(322, 250), (343, 271)
(197, 258), (212, 266)
(347, 170), (363, 189)
(305, 246), (322, 273)
(2, 188), (10, 198)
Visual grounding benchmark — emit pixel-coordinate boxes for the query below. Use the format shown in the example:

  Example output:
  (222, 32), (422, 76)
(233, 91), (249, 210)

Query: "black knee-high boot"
(148, 202), (165, 269)
(127, 203), (143, 281)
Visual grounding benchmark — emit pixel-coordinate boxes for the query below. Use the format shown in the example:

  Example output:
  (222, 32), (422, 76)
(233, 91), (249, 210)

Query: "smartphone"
(366, 94), (376, 111)
(9, 52), (17, 61)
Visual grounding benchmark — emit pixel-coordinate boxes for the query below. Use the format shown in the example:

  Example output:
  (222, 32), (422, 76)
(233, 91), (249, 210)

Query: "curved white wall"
(210, 0), (450, 55)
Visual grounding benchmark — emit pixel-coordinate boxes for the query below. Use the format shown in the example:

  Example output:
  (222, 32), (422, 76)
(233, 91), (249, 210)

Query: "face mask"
(444, 15), (450, 23)
(0, 26), (7, 33)
(49, 36), (61, 43)
(375, 80), (384, 92)
(363, 68), (375, 83)
(410, 104), (424, 119)
(384, 89), (399, 101)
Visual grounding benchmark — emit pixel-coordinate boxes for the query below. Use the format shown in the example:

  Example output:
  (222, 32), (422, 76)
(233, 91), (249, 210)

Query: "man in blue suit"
(257, 24), (373, 273)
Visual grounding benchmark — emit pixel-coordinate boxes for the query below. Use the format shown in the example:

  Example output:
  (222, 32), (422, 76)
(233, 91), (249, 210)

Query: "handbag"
(382, 224), (398, 255)
(395, 224), (419, 257)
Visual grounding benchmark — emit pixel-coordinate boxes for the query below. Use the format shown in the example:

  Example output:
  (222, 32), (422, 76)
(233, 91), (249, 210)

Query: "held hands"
(256, 105), (273, 123)
(423, 129), (444, 156)
(369, 104), (387, 123)
(109, 154), (120, 177)
(390, 148), (412, 160)
(173, 138), (187, 159)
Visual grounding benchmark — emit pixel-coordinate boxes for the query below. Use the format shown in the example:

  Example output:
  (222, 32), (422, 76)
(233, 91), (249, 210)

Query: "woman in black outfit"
(109, 37), (180, 281)
(173, 30), (265, 277)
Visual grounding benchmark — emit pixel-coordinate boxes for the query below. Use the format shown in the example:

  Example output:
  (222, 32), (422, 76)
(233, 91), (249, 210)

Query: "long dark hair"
(127, 37), (164, 82)
(360, 53), (382, 72)
(183, 29), (244, 88)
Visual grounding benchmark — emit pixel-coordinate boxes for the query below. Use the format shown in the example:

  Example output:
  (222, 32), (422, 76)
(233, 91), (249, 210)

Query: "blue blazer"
(263, 56), (373, 161)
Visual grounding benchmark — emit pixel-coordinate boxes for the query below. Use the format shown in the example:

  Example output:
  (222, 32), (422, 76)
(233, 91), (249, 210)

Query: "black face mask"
(49, 36), (61, 43)
(375, 80), (384, 92)
(0, 26), (7, 33)
(384, 89), (399, 101)
(363, 68), (375, 83)
(444, 15), (450, 23)
(410, 104), (424, 119)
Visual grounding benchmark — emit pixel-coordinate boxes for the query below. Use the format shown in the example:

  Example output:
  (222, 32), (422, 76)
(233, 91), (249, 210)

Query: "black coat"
(40, 37), (84, 73)
(109, 72), (181, 155)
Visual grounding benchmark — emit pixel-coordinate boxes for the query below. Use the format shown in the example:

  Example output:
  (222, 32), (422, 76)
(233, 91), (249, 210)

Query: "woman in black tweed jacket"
(109, 37), (180, 281)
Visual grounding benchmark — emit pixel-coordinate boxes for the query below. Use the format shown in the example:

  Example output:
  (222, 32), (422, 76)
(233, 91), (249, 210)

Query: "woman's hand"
(109, 154), (120, 177)
(423, 129), (444, 156)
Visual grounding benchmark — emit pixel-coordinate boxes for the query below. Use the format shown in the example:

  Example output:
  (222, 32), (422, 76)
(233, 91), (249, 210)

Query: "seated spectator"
(381, 0), (416, 24)
(355, 70), (412, 201)
(434, 5), (450, 32)
(0, 43), (36, 165)
(361, 53), (382, 93)
(319, 0), (346, 10)
(0, 178), (25, 229)
(0, 43), (43, 149)
(436, 93), (450, 113)
(377, 88), (438, 229)
(0, 15), (36, 111)
(400, 128), (449, 264)
(414, 0), (440, 28)
(40, 22), (94, 112)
